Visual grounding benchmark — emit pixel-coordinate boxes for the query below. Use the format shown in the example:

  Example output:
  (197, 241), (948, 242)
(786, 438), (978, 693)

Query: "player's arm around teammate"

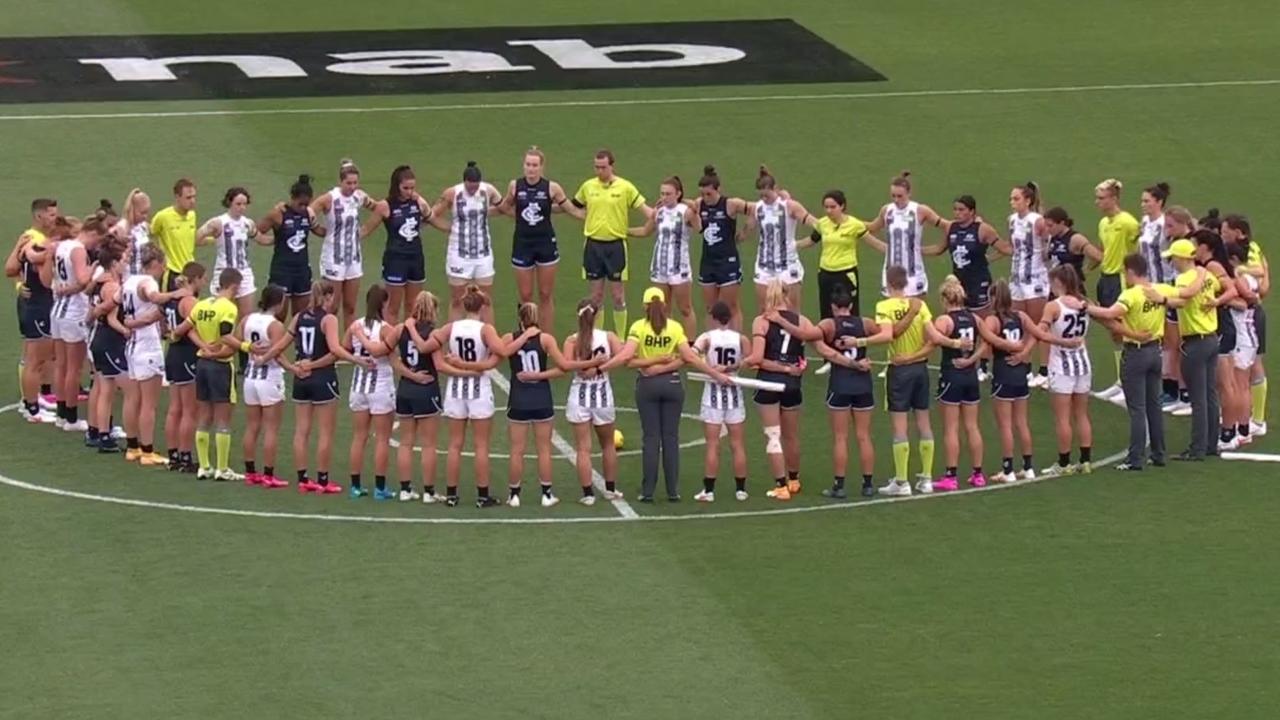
(186, 268), (244, 481)
(87, 247), (127, 454)
(930, 276), (986, 491)
(1023, 265), (1094, 476)
(745, 166), (816, 312)
(344, 285), (398, 499)
(430, 163), (503, 325)
(498, 147), (573, 332)
(162, 263), (205, 471)
(362, 165), (432, 322)
(690, 301), (753, 503)
(311, 160), (375, 332)
(390, 291), (446, 503)
(238, 285), (293, 488)
(631, 176), (701, 338)
(1221, 215), (1268, 436)
(50, 216), (105, 432)
(259, 175), (318, 318)
(691, 165), (750, 331)
(197, 187), (259, 324)
(563, 301), (626, 504)
(976, 280), (1037, 482)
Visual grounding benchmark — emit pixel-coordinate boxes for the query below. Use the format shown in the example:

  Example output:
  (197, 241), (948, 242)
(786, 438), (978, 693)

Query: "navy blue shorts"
(269, 265), (313, 297)
(396, 382), (442, 418)
(991, 381), (1029, 401)
(92, 343), (129, 378)
(826, 390), (874, 411)
(937, 380), (981, 405)
(19, 297), (52, 340)
(512, 235), (559, 269)
(165, 343), (198, 385)
(698, 258), (743, 287)
(382, 252), (426, 286)
(292, 368), (340, 404)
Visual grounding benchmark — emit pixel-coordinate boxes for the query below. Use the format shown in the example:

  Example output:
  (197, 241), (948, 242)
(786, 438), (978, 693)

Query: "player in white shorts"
(632, 175), (700, 337)
(198, 187), (260, 317)
(1222, 242), (1259, 448)
(343, 285), (398, 500)
(50, 217), (106, 431)
(428, 285), (504, 507)
(311, 159), (373, 331)
(861, 172), (941, 299)
(997, 182), (1051, 386)
(747, 166), (816, 310)
(1026, 265), (1094, 477)
(121, 244), (187, 463)
(431, 162), (502, 324)
(115, 188), (152, 279)
(240, 285), (294, 488)
(692, 300), (751, 502)
(561, 299), (625, 502)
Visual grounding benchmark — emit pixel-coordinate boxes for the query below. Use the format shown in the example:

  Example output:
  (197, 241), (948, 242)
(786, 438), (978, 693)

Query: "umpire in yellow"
(571, 149), (646, 336)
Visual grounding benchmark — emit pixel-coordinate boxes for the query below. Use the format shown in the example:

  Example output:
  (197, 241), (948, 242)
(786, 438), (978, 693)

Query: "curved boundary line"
(0, 402), (1126, 525)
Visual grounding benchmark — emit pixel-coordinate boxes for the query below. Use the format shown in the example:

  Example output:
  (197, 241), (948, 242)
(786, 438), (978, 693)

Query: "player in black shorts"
(814, 286), (892, 498)
(924, 195), (998, 313)
(499, 302), (584, 508)
(1044, 208), (1101, 297)
(260, 174), (317, 318)
(365, 165), (431, 322)
(694, 166), (749, 329)
(500, 147), (573, 332)
(977, 279), (1036, 483)
(10, 204), (58, 423)
(932, 276), (986, 491)
(87, 246), (127, 452)
(747, 279), (821, 501)
(162, 262), (204, 471)
(392, 290), (445, 503)
(284, 281), (366, 494)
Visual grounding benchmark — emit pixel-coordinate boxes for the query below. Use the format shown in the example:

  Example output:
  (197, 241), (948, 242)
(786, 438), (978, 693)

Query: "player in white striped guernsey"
(343, 285), (398, 500)
(238, 285), (295, 489)
(995, 182), (1051, 387)
(197, 187), (261, 321)
(311, 159), (374, 333)
(561, 299), (626, 503)
(1026, 265), (1094, 477)
(1222, 242), (1260, 449)
(1138, 183), (1183, 409)
(861, 172), (943, 299)
(631, 176), (701, 338)
(427, 285), (505, 507)
(746, 166), (816, 311)
(114, 188), (151, 279)
(431, 161), (502, 325)
(49, 216), (105, 432)
(691, 301), (752, 502)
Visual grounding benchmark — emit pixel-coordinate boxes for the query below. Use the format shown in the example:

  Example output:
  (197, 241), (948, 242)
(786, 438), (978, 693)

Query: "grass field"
(2, 1), (1278, 718)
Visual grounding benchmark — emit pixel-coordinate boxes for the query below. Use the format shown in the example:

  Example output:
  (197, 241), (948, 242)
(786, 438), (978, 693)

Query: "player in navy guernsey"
(364, 165), (432, 322)
(260, 174), (318, 317)
(813, 286), (893, 498)
(1043, 207), (1101, 297)
(976, 279), (1037, 484)
(499, 148), (573, 332)
(282, 281), (368, 495)
(747, 279), (822, 501)
(923, 195), (999, 313)
(162, 262), (204, 472)
(390, 291), (445, 502)
(692, 166), (749, 330)
(931, 277), (985, 492)
(87, 247), (128, 453)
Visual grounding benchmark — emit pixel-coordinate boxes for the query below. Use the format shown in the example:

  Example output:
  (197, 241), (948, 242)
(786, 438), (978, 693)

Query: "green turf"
(1, 1), (1278, 718)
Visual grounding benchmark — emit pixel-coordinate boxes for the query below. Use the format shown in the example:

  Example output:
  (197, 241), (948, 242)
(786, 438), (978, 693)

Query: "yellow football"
(613, 429), (625, 449)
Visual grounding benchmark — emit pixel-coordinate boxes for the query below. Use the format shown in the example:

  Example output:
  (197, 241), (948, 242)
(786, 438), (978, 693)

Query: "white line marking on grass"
(1221, 451), (1280, 462)
(485, 370), (639, 519)
(1, 79), (1276, 122)
(0, 402), (1127, 525)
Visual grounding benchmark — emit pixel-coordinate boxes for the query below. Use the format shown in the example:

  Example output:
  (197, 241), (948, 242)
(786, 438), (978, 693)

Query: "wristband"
(240, 340), (252, 352)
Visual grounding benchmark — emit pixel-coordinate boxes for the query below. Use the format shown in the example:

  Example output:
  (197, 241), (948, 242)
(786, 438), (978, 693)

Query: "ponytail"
(575, 300), (597, 361)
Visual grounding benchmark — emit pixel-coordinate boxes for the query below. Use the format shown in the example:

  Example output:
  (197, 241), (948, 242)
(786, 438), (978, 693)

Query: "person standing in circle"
(1086, 253), (1174, 471)
(691, 301), (753, 502)
(390, 291), (445, 503)
(609, 287), (728, 502)
(746, 165), (815, 312)
(805, 190), (871, 376)
(861, 172), (943, 299)
(198, 187), (259, 321)
(162, 262), (204, 472)
(690, 165), (749, 331)
(121, 244), (189, 465)
(431, 162), (502, 324)
(570, 149), (646, 337)
(995, 182), (1050, 387)
(563, 300), (625, 505)
(182, 267), (243, 481)
(311, 159), (373, 332)
(631, 176), (700, 338)
(1025, 265), (1095, 477)
(116, 189), (151, 280)
(150, 178), (198, 291)
(363, 165), (431, 323)
(1092, 179), (1141, 403)
(499, 147), (575, 331)
(931, 276), (986, 492)
(344, 285), (398, 500)
(260, 174), (318, 318)
(976, 280), (1037, 483)
(239, 285), (294, 489)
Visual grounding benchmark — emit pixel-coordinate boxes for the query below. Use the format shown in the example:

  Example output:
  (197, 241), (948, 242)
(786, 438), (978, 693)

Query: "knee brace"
(763, 425), (783, 454)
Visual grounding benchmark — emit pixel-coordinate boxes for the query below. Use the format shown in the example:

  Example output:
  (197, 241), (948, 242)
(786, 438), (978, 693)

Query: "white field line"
(485, 370), (639, 519)
(0, 78), (1276, 122)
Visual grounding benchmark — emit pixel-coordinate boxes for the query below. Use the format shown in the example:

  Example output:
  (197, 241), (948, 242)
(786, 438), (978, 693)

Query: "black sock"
(87, 426), (100, 440)
(245, 460), (256, 474)
(1239, 423), (1251, 437)
(478, 486), (489, 499)
(350, 473), (361, 489)
(945, 466), (957, 478)
(980, 358), (989, 374)
(374, 475), (386, 491)
(1079, 447), (1091, 463)
(180, 451), (193, 465)
(973, 466), (983, 477)
(861, 474), (873, 487)
(833, 476), (845, 489)
(735, 477), (746, 492)
(787, 470), (799, 481)
(582, 485), (594, 498)
(1179, 387), (1189, 403)
(68, 406), (78, 423)
(775, 477), (786, 488)
(107, 414), (114, 429)
(40, 383), (51, 396)
(703, 477), (715, 493)
(297, 469), (307, 483)
(1003, 457), (1014, 474)
(446, 485), (458, 498)
(1058, 452), (1070, 467)
(1163, 378), (1177, 397)
(141, 443), (153, 454)
(56, 400), (66, 419)
(169, 448), (179, 463)
(400, 480), (411, 492)
(263, 466), (273, 478)
(604, 481), (616, 492)
(1022, 454), (1033, 471)
(1038, 366), (1049, 377)
(23, 400), (37, 415)
(318, 471), (329, 486)
(541, 483), (553, 497)
(1221, 427), (1235, 442)
(425, 484), (435, 496)
(509, 485), (522, 497)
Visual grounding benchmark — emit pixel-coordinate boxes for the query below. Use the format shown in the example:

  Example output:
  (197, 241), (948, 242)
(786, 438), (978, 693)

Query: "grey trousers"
(1180, 335), (1220, 457)
(636, 373), (685, 498)
(1121, 343), (1165, 465)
